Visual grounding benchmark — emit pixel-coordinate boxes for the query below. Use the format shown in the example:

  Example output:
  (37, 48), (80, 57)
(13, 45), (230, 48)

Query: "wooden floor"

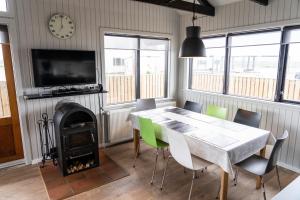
(0, 142), (298, 200)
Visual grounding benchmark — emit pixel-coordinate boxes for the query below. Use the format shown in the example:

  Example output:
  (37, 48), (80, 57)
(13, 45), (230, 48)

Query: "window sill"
(103, 98), (176, 111)
(185, 89), (300, 110)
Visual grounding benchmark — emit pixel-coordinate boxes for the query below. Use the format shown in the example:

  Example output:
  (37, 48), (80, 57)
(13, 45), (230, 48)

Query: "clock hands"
(60, 15), (63, 30)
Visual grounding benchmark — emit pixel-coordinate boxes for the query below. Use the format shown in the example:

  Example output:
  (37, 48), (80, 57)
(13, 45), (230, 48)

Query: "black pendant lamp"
(179, 0), (206, 58)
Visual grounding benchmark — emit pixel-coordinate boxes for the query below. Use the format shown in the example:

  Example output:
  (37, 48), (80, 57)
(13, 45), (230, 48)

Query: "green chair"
(206, 104), (227, 120)
(133, 117), (168, 184)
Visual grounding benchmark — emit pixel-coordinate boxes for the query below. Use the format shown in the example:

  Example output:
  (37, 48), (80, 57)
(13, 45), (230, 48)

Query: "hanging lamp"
(179, 0), (206, 58)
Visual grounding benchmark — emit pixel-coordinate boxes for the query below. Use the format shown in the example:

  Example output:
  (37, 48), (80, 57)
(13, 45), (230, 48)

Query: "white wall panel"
(14, 0), (179, 162)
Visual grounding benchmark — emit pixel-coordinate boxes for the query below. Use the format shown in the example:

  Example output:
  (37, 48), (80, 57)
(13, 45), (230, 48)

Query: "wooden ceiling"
(133, 0), (268, 16)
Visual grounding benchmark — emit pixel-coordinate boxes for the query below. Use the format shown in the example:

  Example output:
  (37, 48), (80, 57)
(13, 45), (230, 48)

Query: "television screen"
(32, 49), (96, 87)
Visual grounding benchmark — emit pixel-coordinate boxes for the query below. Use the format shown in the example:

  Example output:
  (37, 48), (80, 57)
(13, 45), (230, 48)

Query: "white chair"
(160, 130), (211, 200)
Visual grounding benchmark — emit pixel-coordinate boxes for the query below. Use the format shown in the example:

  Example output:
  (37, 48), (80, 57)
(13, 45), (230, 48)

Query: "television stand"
(24, 88), (107, 100)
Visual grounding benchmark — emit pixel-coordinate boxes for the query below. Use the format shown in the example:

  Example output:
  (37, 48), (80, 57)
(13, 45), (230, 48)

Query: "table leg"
(256, 147), (266, 189)
(220, 170), (229, 200)
(133, 129), (140, 156)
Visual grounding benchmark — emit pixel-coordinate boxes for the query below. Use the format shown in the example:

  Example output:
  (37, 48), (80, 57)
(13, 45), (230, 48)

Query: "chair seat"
(156, 139), (169, 148)
(191, 155), (211, 170)
(236, 155), (268, 176)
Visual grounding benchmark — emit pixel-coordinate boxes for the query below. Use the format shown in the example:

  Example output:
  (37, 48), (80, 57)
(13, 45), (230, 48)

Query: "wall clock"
(48, 14), (75, 39)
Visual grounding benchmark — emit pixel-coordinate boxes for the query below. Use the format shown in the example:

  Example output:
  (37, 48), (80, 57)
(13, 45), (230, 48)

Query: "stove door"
(65, 130), (96, 149)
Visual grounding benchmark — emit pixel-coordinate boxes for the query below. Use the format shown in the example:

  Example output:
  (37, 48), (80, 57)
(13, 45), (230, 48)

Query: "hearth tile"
(46, 177), (66, 190)
(65, 172), (85, 183)
(69, 178), (94, 193)
(47, 184), (73, 200)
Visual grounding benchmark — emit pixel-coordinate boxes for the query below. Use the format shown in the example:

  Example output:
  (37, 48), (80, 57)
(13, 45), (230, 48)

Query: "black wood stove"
(54, 101), (99, 176)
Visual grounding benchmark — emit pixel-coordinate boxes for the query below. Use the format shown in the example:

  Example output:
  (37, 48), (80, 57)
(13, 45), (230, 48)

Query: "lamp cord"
(192, 0), (197, 26)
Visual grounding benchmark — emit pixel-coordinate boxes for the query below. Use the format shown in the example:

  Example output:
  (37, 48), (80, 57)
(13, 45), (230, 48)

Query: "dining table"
(129, 106), (270, 200)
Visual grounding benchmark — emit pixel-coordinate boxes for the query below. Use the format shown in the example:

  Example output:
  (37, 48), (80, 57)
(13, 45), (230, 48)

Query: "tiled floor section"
(40, 151), (129, 200)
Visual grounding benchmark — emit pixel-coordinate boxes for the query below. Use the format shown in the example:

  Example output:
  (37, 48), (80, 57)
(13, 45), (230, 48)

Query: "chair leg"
(233, 168), (239, 186)
(195, 170), (200, 179)
(216, 184), (220, 199)
(150, 149), (159, 185)
(160, 155), (171, 190)
(188, 171), (196, 200)
(162, 148), (166, 160)
(275, 166), (282, 190)
(261, 176), (266, 200)
(133, 141), (140, 168)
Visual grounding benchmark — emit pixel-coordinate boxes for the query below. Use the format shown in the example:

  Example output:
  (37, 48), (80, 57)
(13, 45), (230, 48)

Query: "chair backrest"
(138, 117), (157, 148)
(265, 130), (289, 174)
(136, 98), (156, 111)
(166, 130), (194, 169)
(206, 104), (228, 120)
(233, 109), (261, 128)
(183, 101), (202, 113)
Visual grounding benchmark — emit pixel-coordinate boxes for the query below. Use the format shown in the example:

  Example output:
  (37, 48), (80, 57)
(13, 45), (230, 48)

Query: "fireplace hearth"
(54, 101), (99, 176)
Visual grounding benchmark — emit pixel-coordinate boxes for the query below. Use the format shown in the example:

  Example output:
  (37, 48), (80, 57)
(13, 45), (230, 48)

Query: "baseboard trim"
(31, 158), (42, 165)
(0, 159), (25, 169)
(278, 162), (300, 174)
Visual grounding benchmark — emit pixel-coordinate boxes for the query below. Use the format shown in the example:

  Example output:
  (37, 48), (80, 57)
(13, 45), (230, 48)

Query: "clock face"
(49, 14), (75, 39)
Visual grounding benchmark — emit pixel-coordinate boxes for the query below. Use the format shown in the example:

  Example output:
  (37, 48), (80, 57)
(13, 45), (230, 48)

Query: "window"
(282, 28), (300, 102)
(104, 34), (169, 105)
(228, 31), (281, 100)
(140, 39), (169, 99)
(187, 27), (300, 104)
(0, 0), (6, 12)
(189, 37), (226, 93)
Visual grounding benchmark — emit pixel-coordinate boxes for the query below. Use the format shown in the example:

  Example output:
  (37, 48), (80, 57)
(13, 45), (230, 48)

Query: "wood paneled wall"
(14, 0), (179, 162)
(178, 0), (300, 172)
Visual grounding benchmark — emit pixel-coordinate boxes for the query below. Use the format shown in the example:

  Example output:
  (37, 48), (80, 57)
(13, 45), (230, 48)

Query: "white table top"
(272, 176), (300, 200)
(129, 106), (270, 174)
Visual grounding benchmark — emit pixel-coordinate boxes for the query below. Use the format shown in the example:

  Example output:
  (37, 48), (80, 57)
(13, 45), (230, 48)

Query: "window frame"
(104, 33), (170, 105)
(277, 25), (300, 104)
(188, 27), (300, 105)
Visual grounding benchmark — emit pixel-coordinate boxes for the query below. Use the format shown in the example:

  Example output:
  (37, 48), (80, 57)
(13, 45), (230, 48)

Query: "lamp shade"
(179, 26), (206, 58)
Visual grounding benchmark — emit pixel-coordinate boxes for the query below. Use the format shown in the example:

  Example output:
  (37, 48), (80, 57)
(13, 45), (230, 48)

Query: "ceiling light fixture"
(179, 0), (206, 58)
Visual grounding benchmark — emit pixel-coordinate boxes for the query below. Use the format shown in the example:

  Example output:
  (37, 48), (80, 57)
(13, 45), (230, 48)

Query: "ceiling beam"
(133, 0), (215, 16)
(250, 0), (268, 6)
(197, 0), (214, 9)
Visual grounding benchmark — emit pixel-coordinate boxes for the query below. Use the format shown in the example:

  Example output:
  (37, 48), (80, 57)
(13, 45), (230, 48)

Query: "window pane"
(286, 29), (300, 43)
(0, 0), (6, 12)
(140, 38), (169, 50)
(283, 43), (300, 101)
(104, 35), (137, 49)
(231, 31), (281, 46)
(228, 44), (280, 100)
(203, 37), (226, 48)
(190, 37), (226, 93)
(140, 50), (166, 99)
(0, 47), (10, 118)
(105, 49), (136, 104)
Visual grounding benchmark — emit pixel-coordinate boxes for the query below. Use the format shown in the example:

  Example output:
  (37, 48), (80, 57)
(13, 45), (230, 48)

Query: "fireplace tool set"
(37, 113), (57, 167)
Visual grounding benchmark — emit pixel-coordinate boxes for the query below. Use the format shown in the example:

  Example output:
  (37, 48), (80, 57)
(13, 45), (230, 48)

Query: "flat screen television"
(32, 49), (96, 87)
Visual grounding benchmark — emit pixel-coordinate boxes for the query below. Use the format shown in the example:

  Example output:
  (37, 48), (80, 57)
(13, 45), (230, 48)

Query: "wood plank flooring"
(0, 142), (298, 200)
